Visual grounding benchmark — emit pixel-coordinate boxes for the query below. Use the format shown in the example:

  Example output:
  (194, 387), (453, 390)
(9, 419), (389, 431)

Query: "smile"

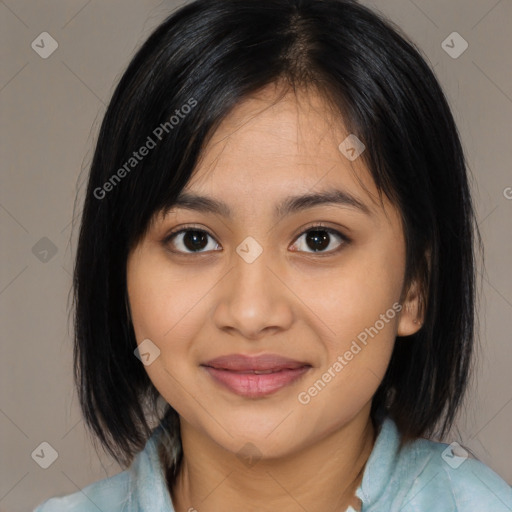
(201, 353), (312, 398)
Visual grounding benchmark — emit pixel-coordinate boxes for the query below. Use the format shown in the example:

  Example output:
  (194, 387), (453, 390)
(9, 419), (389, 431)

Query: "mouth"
(200, 354), (312, 398)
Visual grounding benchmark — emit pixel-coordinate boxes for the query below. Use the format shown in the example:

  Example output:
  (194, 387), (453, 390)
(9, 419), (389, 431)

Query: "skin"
(126, 82), (423, 512)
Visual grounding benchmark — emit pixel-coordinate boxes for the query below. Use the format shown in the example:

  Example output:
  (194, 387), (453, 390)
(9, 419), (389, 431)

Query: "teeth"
(252, 369), (277, 374)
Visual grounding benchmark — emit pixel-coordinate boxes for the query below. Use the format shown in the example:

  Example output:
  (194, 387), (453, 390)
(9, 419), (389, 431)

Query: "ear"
(397, 279), (424, 337)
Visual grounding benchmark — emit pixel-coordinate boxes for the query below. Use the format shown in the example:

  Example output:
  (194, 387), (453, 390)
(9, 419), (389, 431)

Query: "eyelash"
(162, 223), (351, 257)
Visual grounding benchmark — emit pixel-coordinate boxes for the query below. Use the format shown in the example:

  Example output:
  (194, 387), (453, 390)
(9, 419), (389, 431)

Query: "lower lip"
(202, 366), (311, 398)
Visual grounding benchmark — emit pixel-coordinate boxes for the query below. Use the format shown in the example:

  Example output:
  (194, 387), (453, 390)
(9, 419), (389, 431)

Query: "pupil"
(307, 230), (329, 251)
(184, 230), (208, 251)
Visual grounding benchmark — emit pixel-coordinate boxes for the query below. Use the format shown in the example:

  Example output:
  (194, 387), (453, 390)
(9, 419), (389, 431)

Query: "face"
(126, 83), (421, 459)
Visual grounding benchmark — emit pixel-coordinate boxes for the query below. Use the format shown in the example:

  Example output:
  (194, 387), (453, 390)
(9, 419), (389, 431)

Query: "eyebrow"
(166, 187), (372, 220)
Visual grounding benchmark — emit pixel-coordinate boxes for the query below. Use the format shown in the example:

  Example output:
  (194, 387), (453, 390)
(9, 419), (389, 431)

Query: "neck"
(169, 408), (375, 512)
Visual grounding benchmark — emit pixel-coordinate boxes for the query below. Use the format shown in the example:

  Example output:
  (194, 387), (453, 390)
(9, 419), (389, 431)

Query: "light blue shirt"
(33, 417), (512, 511)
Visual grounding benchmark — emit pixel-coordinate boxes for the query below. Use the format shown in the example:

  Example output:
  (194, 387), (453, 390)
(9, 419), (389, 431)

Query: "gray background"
(1, 0), (511, 510)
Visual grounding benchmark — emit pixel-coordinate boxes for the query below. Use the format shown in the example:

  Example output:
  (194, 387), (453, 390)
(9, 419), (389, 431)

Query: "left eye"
(164, 226), (348, 255)
(291, 227), (347, 254)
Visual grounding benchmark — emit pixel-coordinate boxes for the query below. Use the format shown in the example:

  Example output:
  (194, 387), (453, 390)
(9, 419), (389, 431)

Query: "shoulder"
(360, 418), (512, 511)
(395, 435), (512, 511)
(32, 424), (174, 512)
(32, 469), (132, 512)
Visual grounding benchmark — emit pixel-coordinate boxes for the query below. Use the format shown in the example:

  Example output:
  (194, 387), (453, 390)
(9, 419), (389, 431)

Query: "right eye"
(163, 227), (221, 254)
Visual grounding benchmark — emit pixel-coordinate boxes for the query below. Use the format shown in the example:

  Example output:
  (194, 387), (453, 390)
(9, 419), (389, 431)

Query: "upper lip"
(201, 354), (311, 372)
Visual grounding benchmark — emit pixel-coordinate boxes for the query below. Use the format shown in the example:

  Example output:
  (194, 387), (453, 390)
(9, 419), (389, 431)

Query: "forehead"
(150, 84), (396, 234)
(185, 84), (377, 204)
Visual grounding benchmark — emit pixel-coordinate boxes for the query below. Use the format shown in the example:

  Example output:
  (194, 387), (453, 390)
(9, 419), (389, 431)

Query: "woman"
(35, 0), (512, 510)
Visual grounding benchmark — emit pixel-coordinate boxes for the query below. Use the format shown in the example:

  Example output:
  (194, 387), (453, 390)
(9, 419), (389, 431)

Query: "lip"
(201, 354), (312, 398)
(203, 353), (310, 371)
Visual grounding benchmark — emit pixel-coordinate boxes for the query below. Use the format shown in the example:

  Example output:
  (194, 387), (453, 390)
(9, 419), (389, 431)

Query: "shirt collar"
(356, 417), (400, 506)
(129, 423), (175, 510)
(130, 416), (399, 511)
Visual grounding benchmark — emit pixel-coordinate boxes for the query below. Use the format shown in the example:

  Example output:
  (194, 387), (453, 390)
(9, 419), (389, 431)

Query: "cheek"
(296, 306), (398, 436)
(290, 245), (404, 343)
(127, 251), (211, 345)
(126, 261), (237, 447)
(126, 254), (216, 408)
(289, 240), (403, 402)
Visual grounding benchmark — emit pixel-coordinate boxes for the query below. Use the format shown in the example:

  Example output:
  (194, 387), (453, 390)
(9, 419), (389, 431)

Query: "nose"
(212, 245), (294, 341)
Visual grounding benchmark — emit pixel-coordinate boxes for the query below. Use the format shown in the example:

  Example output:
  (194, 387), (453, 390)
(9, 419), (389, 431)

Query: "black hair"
(72, 0), (479, 474)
